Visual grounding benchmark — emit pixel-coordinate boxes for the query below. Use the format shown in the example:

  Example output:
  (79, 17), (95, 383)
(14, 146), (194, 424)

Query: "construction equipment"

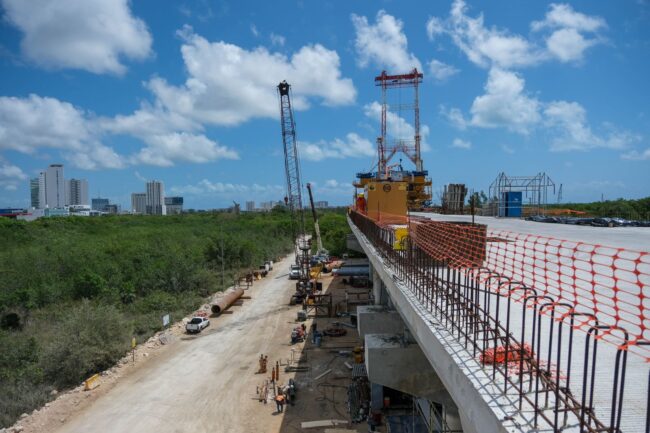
(278, 80), (311, 304)
(306, 183), (327, 255)
(353, 69), (432, 211)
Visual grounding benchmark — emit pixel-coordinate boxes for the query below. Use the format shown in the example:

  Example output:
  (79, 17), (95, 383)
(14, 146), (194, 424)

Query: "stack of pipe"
(211, 287), (245, 314)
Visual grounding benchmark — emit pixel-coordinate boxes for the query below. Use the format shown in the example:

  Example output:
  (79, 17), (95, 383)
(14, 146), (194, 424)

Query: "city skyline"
(0, 1), (648, 210)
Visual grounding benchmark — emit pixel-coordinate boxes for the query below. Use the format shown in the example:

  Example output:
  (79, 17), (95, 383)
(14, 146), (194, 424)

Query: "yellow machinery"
(364, 180), (408, 222)
(354, 171), (431, 211)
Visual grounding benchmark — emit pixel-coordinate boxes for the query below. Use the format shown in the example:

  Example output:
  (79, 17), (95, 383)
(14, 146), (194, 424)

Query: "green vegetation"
(547, 196), (650, 219)
(0, 208), (352, 427)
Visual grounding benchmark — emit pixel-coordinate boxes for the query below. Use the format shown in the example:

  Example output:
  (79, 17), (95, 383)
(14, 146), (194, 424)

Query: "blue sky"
(0, 0), (648, 210)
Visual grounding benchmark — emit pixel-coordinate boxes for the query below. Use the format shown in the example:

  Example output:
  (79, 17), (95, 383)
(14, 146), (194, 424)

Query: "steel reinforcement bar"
(349, 210), (648, 433)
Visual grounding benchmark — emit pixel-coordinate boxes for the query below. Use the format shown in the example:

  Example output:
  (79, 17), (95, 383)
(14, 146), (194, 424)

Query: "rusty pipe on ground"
(211, 287), (245, 314)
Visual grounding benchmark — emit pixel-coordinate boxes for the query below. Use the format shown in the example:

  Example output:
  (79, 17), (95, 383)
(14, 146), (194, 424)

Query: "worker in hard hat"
(275, 392), (285, 413)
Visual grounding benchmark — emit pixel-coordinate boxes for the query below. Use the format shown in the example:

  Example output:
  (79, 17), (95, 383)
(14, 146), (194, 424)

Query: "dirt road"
(54, 256), (299, 433)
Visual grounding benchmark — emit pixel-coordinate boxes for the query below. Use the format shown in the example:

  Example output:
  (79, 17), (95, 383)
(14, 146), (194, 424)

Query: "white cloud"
(531, 3), (606, 33)
(1, 0), (152, 74)
(351, 10), (422, 72)
(0, 157), (27, 191)
(532, 3), (606, 63)
(309, 179), (353, 197)
(440, 105), (467, 130)
(250, 24), (259, 37)
(270, 33), (286, 47)
(428, 1), (606, 68)
(426, 17), (445, 40)
(621, 148), (650, 161)
(431, 0), (541, 69)
(170, 180), (283, 196)
(141, 26), (355, 128)
(130, 132), (239, 167)
(0, 94), (124, 169)
(544, 101), (639, 151)
(469, 68), (541, 133)
(545, 28), (597, 63)
(428, 59), (459, 81)
(451, 138), (472, 149)
(299, 133), (375, 161)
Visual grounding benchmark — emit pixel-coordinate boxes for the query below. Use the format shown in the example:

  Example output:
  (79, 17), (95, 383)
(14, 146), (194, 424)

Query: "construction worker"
(275, 392), (285, 413)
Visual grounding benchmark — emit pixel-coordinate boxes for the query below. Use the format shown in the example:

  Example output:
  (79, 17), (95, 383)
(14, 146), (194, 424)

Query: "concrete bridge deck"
(348, 212), (649, 433)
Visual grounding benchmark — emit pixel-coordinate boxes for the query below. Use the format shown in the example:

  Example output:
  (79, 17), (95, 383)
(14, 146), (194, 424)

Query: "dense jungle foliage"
(0, 208), (351, 427)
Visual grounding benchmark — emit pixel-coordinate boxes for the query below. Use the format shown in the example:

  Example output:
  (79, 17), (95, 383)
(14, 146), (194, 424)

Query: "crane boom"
(306, 183), (324, 254)
(277, 81), (311, 288)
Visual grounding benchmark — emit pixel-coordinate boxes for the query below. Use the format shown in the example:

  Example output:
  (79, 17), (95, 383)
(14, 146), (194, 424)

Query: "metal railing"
(349, 210), (647, 433)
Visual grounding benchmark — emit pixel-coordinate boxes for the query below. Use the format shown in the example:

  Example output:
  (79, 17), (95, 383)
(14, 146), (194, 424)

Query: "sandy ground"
(7, 255), (372, 433)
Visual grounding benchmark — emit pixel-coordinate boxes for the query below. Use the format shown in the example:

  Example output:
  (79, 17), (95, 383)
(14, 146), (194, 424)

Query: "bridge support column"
(357, 305), (403, 338)
(365, 333), (462, 430)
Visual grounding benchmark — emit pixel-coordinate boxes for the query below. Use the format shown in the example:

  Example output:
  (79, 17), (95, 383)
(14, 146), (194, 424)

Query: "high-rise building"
(92, 198), (109, 212)
(30, 178), (40, 209)
(131, 193), (146, 214)
(45, 164), (65, 208)
(38, 172), (46, 209)
(246, 201), (255, 212)
(164, 196), (183, 215)
(315, 200), (329, 209)
(146, 180), (166, 215)
(65, 179), (88, 206)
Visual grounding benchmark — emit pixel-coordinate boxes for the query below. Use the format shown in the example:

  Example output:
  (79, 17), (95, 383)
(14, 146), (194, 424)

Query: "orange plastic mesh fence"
(485, 229), (650, 353)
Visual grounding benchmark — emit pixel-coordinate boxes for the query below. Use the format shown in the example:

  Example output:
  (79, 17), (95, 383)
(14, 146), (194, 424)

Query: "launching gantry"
(353, 68), (432, 212)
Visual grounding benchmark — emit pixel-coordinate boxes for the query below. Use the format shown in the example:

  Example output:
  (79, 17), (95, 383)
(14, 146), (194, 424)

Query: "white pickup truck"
(185, 316), (210, 334)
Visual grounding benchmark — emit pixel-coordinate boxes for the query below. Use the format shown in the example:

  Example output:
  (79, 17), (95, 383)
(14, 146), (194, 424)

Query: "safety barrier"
(349, 210), (649, 433)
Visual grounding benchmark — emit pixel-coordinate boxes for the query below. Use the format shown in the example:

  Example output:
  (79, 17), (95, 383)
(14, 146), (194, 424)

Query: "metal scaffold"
(488, 172), (556, 217)
(375, 69), (424, 176)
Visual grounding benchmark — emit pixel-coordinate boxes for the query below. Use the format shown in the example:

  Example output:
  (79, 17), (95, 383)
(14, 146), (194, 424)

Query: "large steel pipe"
(211, 287), (245, 314)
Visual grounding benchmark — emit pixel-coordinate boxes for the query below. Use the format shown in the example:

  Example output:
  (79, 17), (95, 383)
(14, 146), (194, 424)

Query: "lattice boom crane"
(277, 81), (311, 292)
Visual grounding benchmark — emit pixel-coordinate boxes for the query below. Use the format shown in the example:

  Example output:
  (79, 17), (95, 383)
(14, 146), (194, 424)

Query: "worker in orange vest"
(275, 392), (285, 413)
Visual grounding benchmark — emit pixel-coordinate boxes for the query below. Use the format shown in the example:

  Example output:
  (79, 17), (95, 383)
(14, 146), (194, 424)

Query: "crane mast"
(306, 183), (325, 255)
(277, 81), (311, 294)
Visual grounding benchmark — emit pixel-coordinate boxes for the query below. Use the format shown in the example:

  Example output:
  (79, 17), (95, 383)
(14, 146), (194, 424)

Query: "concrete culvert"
(211, 287), (245, 314)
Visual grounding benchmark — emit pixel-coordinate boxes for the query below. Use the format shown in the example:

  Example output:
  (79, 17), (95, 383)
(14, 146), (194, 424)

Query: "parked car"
(289, 264), (301, 280)
(185, 316), (210, 334)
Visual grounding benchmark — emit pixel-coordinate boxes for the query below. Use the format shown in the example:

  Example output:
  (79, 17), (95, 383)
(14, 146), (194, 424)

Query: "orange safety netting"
(407, 219), (650, 355)
(486, 230), (650, 352)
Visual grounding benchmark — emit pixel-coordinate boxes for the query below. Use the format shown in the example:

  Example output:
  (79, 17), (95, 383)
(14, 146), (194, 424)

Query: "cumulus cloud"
(428, 59), (459, 81)
(532, 3), (607, 63)
(0, 157), (27, 191)
(621, 148), (650, 161)
(170, 180), (283, 196)
(427, 1), (606, 68)
(299, 133), (375, 161)
(139, 26), (355, 128)
(130, 133), (239, 167)
(0, 94), (124, 169)
(1, 0), (152, 74)
(351, 10), (422, 72)
(0, 94), (239, 170)
(427, 0), (541, 69)
(451, 138), (472, 149)
(544, 101), (640, 151)
(309, 179), (353, 197)
(469, 68), (541, 133)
